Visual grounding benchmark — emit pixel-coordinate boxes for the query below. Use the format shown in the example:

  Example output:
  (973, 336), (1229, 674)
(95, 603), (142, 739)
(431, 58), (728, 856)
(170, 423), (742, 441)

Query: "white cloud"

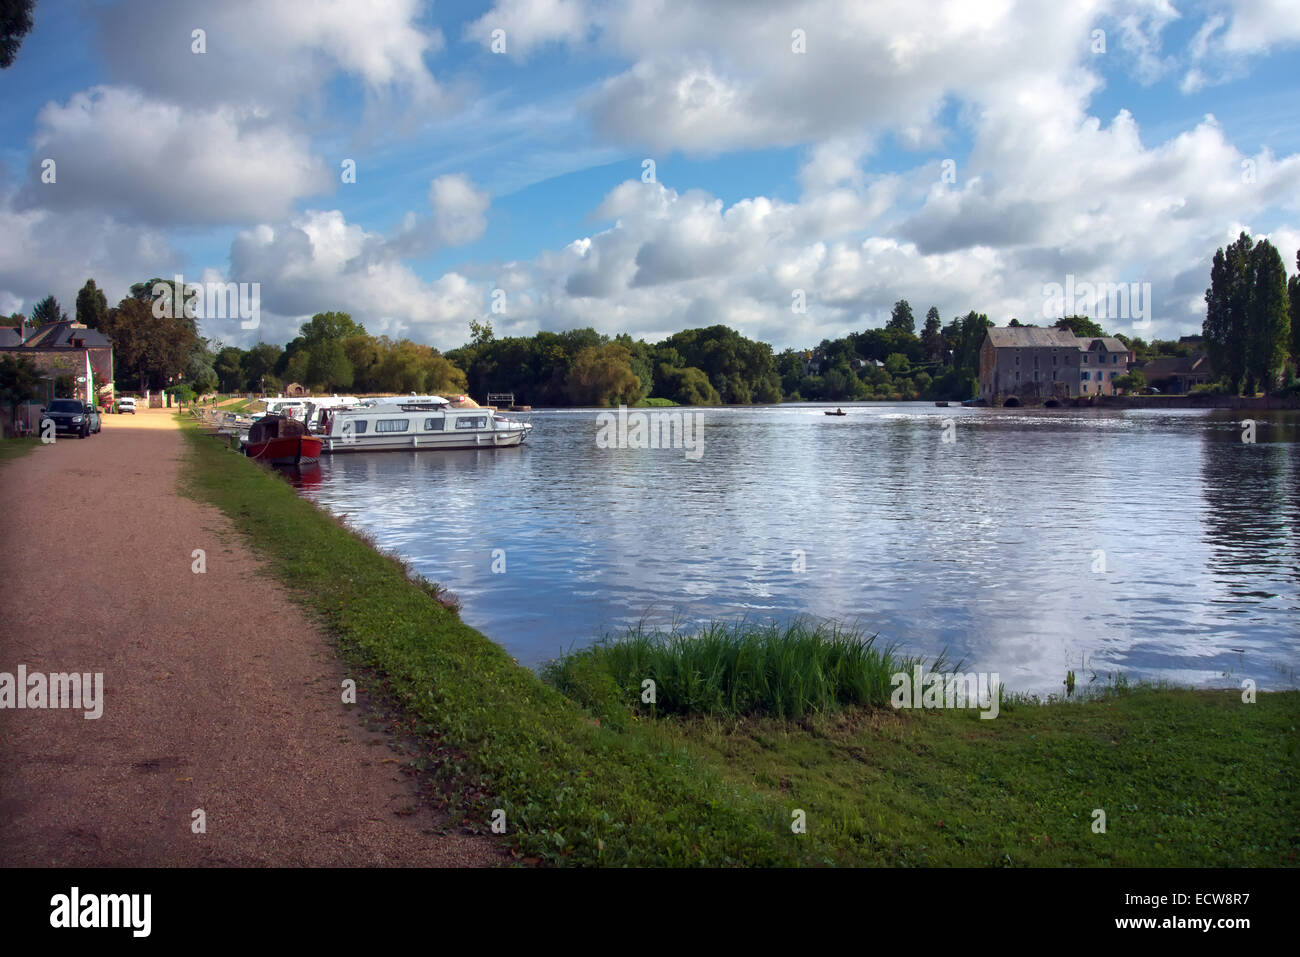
(17, 87), (332, 226)
(95, 0), (444, 110)
(465, 0), (591, 60)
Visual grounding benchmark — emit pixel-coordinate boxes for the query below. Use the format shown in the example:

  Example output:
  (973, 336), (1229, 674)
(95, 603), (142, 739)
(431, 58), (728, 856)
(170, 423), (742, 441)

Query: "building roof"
(986, 327), (1080, 348)
(0, 327), (22, 347)
(1138, 353), (1208, 378)
(19, 321), (112, 349)
(1086, 337), (1131, 353)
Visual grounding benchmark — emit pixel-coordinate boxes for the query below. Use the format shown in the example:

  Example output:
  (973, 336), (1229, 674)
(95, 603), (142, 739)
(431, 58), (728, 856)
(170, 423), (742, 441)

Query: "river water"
(291, 403), (1300, 694)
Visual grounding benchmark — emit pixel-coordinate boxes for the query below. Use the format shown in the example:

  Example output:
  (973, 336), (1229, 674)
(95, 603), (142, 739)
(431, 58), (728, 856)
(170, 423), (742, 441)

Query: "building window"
(1082, 384), (1088, 392)
(1112, 355), (1118, 363)
(1083, 355), (1089, 363)
(375, 418), (409, 433)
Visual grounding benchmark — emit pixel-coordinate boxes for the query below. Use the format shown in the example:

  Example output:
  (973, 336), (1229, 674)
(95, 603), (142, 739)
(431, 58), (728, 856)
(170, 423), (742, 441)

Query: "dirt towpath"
(0, 408), (501, 866)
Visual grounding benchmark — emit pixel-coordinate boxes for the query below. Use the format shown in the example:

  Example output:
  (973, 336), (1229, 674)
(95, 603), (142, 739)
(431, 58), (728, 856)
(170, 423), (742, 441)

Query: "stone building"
(978, 327), (1133, 404)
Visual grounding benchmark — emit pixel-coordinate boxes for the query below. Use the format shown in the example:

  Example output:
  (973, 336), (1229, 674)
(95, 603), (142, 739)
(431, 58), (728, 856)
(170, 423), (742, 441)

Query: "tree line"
(6, 234), (1297, 408)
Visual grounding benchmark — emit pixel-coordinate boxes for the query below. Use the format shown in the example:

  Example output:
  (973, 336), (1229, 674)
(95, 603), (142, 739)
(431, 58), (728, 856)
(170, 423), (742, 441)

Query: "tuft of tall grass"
(543, 618), (945, 721)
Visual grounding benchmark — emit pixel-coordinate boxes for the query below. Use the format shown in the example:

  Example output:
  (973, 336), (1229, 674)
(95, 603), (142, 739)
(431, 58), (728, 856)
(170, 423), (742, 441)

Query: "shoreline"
(176, 412), (1299, 866)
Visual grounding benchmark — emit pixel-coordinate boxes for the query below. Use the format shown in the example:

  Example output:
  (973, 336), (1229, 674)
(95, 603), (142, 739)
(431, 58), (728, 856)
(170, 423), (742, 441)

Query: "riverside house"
(0, 320), (115, 416)
(978, 327), (1133, 405)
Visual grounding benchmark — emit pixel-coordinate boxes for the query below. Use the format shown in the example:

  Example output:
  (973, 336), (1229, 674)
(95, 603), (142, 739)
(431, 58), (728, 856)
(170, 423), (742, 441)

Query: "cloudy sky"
(1, 0), (1298, 352)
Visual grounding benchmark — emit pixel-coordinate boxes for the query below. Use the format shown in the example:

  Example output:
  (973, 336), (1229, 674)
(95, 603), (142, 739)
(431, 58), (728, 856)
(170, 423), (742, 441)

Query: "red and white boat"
(241, 414), (323, 466)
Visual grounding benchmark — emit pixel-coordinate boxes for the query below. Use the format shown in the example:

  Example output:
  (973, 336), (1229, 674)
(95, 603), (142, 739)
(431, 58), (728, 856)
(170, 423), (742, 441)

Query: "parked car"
(40, 398), (92, 439)
(117, 397), (137, 414)
(83, 402), (102, 433)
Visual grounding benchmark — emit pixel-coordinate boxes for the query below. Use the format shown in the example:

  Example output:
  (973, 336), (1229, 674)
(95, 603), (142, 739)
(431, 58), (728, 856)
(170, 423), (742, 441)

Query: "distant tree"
(305, 339), (353, 391)
(75, 279), (109, 330)
(657, 364), (721, 405)
(1289, 249), (1300, 366)
(0, 0), (34, 69)
(566, 343), (642, 406)
(1053, 315), (1107, 339)
(887, 299), (915, 336)
(341, 334), (381, 392)
(1114, 369), (1146, 393)
(1245, 239), (1291, 392)
(299, 311), (365, 344)
(214, 347), (245, 392)
(1203, 232), (1254, 392)
(240, 342), (282, 393)
(30, 295), (66, 326)
(0, 352), (40, 433)
(921, 307), (945, 364)
(186, 340), (219, 394)
(469, 318), (494, 346)
(103, 296), (196, 391)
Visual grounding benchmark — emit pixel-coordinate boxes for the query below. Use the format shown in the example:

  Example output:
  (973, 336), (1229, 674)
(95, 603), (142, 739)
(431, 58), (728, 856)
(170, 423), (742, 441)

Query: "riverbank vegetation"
(11, 234), (1295, 408)
(180, 417), (1298, 866)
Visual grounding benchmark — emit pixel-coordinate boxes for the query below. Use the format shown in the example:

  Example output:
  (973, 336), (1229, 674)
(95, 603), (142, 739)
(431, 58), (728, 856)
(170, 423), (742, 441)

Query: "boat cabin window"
(374, 418), (410, 433)
(341, 419), (367, 435)
(424, 417), (444, 431)
(454, 415), (488, 430)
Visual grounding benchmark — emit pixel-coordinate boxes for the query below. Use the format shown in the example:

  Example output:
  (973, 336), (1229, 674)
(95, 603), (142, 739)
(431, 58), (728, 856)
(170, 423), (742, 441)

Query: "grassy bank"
(179, 417), (1298, 866)
(0, 437), (40, 465)
(178, 417), (808, 866)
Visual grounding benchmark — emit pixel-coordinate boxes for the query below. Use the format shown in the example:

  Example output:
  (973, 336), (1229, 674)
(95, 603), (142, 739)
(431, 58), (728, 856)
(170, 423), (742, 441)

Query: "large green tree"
(240, 342), (282, 393)
(75, 279), (109, 330)
(30, 295), (66, 326)
(1245, 239), (1291, 392)
(305, 339), (353, 391)
(214, 347), (245, 392)
(1203, 232), (1255, 392)
(1288, 249), (1300, 367)
(0, 352), (40, 433)
(887, 299), (915, 336)
(1053, 315), (1107, 339)
(565, 343), (642, 406)
(103, 296), (197, 391)
(0, 0), (34, 69)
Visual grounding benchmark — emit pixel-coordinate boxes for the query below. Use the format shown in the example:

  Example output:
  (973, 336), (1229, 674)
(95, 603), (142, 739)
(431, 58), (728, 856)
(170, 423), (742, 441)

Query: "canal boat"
(824, 408), (848, 416)
(242, 414), (323, 465)
(317, 399), (532, 453)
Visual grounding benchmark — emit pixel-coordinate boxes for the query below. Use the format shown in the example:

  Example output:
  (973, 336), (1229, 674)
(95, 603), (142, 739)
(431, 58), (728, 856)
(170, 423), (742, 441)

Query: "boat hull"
(321, 429), (528, 453)
(244, 435), (323, 465)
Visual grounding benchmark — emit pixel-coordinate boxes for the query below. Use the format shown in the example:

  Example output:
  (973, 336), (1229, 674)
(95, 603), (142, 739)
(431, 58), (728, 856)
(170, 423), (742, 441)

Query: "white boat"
(318, 398), (532, 453)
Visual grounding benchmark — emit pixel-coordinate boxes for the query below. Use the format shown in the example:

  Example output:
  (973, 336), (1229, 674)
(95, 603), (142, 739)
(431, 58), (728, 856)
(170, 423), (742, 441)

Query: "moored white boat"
(318, 398), (531, 452)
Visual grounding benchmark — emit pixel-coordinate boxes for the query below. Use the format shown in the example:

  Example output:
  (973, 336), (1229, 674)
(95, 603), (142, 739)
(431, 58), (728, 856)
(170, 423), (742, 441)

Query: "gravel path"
(0, 409), (502, 866)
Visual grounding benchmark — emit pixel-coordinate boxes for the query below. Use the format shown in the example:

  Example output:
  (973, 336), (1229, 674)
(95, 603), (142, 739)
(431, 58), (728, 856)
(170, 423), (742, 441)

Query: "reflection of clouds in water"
(294, 406), (1300, 694)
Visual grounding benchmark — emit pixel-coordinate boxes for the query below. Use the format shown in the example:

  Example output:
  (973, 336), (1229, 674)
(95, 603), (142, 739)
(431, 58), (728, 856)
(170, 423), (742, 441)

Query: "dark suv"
(41, 398), (92, 439)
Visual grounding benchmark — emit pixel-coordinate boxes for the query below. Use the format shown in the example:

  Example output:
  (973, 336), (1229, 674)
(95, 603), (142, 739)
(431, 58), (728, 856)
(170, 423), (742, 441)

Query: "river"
(291, 403), (1300, 695)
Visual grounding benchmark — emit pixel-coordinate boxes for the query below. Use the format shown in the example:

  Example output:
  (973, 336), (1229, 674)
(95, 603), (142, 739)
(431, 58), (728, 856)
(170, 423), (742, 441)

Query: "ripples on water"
(292, 404), (1300, 694)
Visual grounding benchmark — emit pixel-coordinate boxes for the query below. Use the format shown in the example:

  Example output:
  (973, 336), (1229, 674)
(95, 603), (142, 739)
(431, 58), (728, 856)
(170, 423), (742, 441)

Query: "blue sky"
(2, 0), (1298, 352)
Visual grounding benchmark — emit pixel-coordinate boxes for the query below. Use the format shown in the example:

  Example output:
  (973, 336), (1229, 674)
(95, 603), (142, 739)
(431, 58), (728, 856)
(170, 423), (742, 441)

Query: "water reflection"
(290, 404), (1300, 693)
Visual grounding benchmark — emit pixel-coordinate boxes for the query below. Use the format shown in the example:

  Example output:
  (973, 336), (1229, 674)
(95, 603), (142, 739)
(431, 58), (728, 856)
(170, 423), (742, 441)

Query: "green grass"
(177, 418), (810, 866)
(633, 397), (679, 407)
(177, 415), (1300, 866)
(0, 437), (40, 465)
(543, 620), (947, 723)
(654, 686), (1298, 865)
